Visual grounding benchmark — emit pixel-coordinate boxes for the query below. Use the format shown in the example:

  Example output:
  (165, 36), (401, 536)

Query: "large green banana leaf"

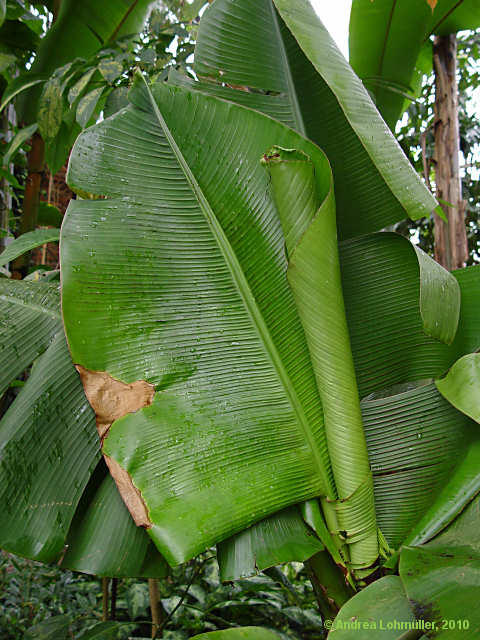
(0, 279), (167, 577)
(349, 0), (480, 130)
(62, 77), (342, 567)
(182, 0), (436, 239)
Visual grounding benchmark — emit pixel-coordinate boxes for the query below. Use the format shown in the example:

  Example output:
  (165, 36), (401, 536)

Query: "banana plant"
(1, 0), (480, 633)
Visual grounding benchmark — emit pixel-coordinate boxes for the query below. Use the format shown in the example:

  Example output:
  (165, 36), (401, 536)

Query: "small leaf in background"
(0, 228), (60, 267)
(181, 0), (207, 23)
(0, 73), (45, 112)
(0, 51), (16, 72)
(0, 0), (5, 28)
(426, 0), (438, 9)
(76, 86), (104, 128)
(44, 119), (81, 175)
(23, 614), (71, 640)
(3, 122), (38, 167)
(126, 582), (150, 620)
(38, 78), (64, 142)
(139, 47), (156, 65)
(98, 58), (124, 83)
(38, 201), (63, 227)
(68, 67), (96, 105)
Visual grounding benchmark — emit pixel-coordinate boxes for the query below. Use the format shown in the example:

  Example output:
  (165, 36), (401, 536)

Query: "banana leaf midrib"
(123, 77), (331, 491)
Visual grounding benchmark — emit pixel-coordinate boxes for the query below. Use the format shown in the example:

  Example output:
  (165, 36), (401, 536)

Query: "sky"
(310, 0), (352, 58)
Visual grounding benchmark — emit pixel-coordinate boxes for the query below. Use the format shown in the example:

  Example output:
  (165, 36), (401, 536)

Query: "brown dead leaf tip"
(426, 0), (437, 9)
(104, 454), (151, 528)
(75, 365), (155, 440)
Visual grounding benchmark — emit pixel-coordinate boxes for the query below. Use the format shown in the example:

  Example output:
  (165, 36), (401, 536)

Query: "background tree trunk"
(433, 34), (468, 270)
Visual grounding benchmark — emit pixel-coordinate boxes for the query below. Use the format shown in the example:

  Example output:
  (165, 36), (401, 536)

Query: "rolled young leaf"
(261, 146), (377, 569)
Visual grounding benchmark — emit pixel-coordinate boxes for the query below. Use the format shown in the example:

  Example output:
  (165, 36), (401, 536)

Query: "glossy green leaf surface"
(392, 439), (480, 553)
(328, 576), (415, 638)
(189, 0), (436, 239)
(349, 0), (480, 129)
(436, 353), (480, 423)
(400, 546), (480, 638)
(0, 228), (60, 267)
(340, 233), (460, 398)
(62, 78), (340, 566)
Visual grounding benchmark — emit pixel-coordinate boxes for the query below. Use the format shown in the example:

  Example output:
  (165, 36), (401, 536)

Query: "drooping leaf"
(2, 122), (38, 167)
(62, 464), (168, 578)
(0, 280), (60, 396)
(436, 353), (480, 423)
(188, 0), (436, 239)
(0, 228), (60, 267)
(68, 67), (97, 105)
(103, 86), (129, 118)
(0, 73), (46, 112)
(0, 332), (100, 562)
(98, 58), (124, 83)
(217, 506), (324, 581)
(45, 119), (81, 175)
(0, 279), (168, 576)
(62, 77), (341, 566)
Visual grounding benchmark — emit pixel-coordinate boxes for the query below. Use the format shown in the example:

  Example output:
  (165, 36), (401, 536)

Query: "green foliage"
(1, 551), (326, 639)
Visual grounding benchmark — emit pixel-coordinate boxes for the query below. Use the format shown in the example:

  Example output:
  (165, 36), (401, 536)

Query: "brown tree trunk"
(10, 133), (45, 278)
(433, 34), (468, 270)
